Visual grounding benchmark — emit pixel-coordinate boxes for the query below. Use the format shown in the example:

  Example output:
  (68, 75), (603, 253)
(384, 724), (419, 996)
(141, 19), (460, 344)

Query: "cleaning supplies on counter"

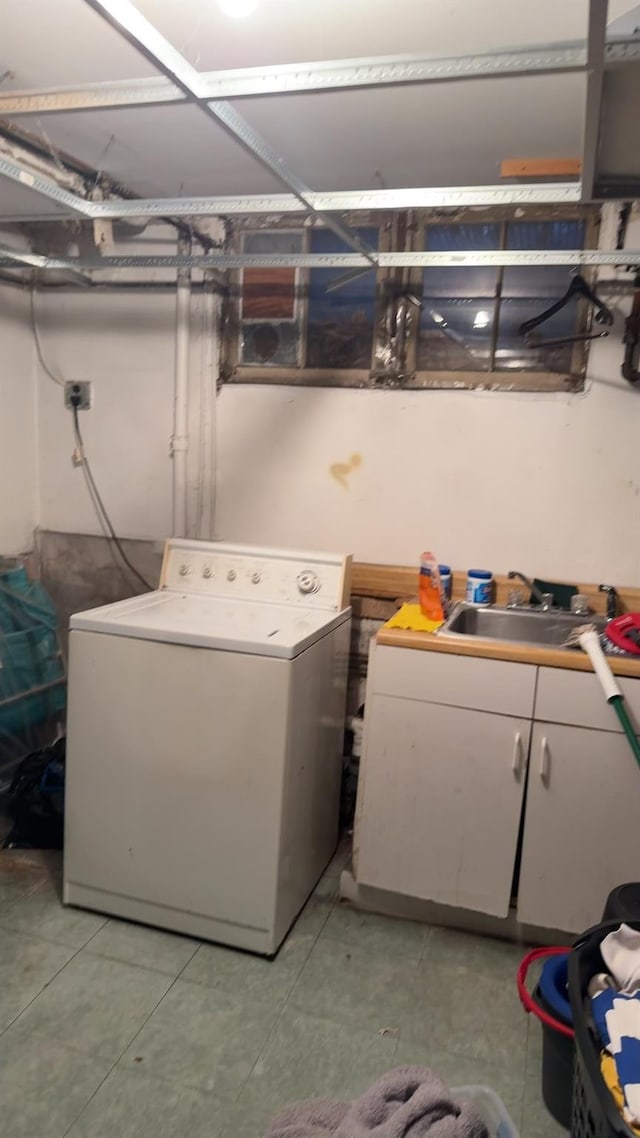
(438, 565), (452, 600)
(466, 569), (493, 605)
(418, 553), (445, 621)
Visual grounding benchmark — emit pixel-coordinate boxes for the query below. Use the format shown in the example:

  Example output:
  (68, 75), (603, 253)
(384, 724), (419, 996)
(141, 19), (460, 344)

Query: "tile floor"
(0, 841), (564, 1138)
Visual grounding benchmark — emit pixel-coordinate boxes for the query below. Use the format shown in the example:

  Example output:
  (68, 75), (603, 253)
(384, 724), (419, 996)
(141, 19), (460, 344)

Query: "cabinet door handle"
(540, 736), (551, 785)
(512, 731), (524, 779)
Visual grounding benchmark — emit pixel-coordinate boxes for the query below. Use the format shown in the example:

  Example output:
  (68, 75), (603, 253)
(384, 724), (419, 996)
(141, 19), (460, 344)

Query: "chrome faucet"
(507, 570), (550, 609)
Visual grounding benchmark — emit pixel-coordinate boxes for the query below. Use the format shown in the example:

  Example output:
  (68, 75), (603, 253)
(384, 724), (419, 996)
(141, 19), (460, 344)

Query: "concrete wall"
(33, 214), (640, 593)
(0, 284), (37, 556)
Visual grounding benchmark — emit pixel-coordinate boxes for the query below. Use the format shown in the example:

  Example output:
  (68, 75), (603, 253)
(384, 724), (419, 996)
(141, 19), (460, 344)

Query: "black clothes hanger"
(519, 273), (614, 345)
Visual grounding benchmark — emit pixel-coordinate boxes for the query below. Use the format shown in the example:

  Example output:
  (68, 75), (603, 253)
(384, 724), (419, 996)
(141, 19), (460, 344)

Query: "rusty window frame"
(221, 206), (599, 392)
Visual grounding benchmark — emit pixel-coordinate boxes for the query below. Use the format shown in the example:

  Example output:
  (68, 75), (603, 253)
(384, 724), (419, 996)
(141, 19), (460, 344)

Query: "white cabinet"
(357, 696), (531, 917)
(518, 722), (640, 933)
(355, 647), (640, 933)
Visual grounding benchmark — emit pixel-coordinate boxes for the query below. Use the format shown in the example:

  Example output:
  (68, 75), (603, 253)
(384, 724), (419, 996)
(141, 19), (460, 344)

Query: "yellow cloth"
(601, 1051), (640, 1136)
(384, 602), (443, 634)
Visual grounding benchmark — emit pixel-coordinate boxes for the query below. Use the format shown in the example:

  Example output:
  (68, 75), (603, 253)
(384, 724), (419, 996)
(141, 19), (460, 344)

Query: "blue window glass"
(307, 227), (378, 369)
(419, 223), (500, 372)
(496, 220), (586, 373)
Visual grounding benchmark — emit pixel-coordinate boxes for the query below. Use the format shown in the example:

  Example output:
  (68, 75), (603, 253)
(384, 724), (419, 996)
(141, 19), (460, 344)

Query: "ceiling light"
(218, 0), (259, 16)
(473, 310), (490, 329)
(431, 311), (445, 325)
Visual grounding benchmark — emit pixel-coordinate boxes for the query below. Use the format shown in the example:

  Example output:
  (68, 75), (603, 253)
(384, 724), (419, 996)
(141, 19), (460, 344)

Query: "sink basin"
(439, 603), (606, 649)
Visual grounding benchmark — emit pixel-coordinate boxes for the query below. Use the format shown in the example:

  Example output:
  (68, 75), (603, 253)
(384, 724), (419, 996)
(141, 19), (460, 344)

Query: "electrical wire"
(29, 284), (152, 591)
(71, 407), (153, 592)
(30, 287), (65, 388)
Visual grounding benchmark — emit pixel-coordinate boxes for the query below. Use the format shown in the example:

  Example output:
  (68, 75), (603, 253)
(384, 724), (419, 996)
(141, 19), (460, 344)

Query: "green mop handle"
(579, 628), (640, 771)
(610, 696), (640, 769)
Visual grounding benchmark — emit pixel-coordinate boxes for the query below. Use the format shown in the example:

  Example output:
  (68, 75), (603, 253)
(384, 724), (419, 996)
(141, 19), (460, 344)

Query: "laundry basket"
(568, 920), (640, 1138)
(452, 1086), (519, 1138)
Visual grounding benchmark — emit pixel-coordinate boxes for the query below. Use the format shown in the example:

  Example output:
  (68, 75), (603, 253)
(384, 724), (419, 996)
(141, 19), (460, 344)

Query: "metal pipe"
(172, 236), (191, 538)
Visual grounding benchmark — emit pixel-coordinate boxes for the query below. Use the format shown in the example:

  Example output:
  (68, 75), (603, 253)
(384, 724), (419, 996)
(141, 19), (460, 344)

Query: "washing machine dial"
(179, 563), (191, 577)
(202, 566), (213, 579)
(251, 572), (262, 584)
(227, 569), (237, 582)
(297, 570), (320, 596)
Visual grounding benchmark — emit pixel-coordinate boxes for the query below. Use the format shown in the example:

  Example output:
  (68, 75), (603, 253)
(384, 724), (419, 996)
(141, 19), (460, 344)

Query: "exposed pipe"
(172, 235), (191, 537)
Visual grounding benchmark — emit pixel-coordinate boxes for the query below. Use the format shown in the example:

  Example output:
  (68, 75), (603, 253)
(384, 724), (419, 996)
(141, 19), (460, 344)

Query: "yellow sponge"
(384, 602), (443, 634)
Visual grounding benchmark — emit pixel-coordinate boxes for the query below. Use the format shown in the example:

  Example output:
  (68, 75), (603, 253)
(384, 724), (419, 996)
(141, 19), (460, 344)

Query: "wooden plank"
(242, 268), (296, 319)
(500, 157), (582, 178)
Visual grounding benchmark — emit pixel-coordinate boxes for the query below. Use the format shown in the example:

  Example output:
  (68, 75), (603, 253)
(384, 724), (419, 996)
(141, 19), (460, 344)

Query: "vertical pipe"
(172, 234), (191, 537)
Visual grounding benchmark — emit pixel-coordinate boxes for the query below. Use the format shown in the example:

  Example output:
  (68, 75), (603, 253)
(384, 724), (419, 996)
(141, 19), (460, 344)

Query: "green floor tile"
(244, 1005), (398, 1110)
(424, 926), (529, 979)
(86, 917), (200, 977)
(216, 1097), (282, 1138)
(15, 950), (172, 1060)
(0, 926), (74, 1030)
(182, 932), (314, 1014)
(67, 1067), (225, 1138)
(119, 979), (276, 1097)
(0, 1021), (112, 1138)
(289, 936), (423, 1035)
(323, 903), (429, 961)
(405, 958), (528, 1065)
(0, 850), (59, 910)
(1, 880), (107, 948)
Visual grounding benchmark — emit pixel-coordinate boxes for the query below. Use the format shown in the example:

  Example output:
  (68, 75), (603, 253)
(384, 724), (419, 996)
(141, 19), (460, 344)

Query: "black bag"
(2, 737), (65, 849)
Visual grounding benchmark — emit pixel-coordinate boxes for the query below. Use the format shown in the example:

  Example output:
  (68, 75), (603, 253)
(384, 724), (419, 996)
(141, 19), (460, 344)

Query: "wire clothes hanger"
(519, 273), (614, 349)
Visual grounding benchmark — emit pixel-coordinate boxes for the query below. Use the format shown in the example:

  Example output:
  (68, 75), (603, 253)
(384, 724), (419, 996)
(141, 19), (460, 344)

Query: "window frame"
(221, 205), (599, 393)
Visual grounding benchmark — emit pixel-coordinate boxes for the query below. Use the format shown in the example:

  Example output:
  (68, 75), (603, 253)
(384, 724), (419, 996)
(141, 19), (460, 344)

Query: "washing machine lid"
(70, 591), (349, 659)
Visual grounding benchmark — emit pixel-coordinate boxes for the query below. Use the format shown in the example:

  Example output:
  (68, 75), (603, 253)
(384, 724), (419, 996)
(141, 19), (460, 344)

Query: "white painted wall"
(0, 284), (37, 554)
(36, 288), (176, 541)
(31, 215), (640, 588)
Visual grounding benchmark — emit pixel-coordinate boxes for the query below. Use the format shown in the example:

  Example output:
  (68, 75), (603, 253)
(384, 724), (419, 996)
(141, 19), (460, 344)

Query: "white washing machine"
(63, 540), (351, 954)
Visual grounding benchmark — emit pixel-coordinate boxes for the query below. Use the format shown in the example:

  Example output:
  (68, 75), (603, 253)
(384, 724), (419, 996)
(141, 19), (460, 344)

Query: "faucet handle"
(599, 584), (618, 620)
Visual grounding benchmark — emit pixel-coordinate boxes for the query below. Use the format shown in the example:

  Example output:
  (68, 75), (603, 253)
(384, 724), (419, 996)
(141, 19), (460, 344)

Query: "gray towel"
(266, 1067), (488, 1138)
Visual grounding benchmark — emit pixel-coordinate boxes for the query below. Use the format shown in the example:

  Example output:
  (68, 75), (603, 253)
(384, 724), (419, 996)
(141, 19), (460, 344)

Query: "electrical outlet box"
(64, 381), (92, 411)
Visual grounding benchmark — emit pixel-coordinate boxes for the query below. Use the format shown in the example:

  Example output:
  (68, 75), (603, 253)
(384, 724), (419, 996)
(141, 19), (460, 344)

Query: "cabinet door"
(518, 723), (640, 933)
(357, 696), (530, 916)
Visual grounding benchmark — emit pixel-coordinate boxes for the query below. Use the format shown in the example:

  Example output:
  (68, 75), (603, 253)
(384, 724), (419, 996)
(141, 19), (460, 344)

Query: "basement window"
(416, 218), (587, 384)
(222, 209), (595, 392)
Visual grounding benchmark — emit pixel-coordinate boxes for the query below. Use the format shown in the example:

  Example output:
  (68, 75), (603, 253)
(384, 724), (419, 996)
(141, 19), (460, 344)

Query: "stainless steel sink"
(439, 603), (606, 649)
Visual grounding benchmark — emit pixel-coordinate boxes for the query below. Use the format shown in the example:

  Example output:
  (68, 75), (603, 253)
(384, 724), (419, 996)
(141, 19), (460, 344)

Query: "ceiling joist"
(83, 0), (377, 264)
(1, 37), (639, 115)
(2, 249), (639, 271)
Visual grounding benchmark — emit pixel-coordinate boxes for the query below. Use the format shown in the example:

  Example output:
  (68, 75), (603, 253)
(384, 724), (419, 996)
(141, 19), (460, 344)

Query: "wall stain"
(330, 453), (362, 490)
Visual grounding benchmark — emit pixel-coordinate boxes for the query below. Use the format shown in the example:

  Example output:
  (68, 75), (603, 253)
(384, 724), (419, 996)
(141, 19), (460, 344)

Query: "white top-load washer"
(63, 540), (352, 954)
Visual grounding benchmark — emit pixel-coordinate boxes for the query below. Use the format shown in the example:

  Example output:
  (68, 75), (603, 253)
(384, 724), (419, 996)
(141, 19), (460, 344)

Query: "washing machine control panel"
(161, 541), (350, 611)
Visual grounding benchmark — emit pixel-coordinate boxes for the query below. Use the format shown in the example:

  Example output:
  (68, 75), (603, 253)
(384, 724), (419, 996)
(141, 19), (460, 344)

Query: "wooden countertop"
(376, 626), (640, 678)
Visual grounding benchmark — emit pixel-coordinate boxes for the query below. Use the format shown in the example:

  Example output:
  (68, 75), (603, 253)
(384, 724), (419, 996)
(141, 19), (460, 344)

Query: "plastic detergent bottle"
(418, 552), (445, 621)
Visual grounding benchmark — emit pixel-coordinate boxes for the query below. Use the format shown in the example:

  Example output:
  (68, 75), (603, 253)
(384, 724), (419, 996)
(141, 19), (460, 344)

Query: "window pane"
(306, 227), (378, 369)
(240, 231), (303, 367)
(419, 223), (500, 372)
(496, 220), (586, 373)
